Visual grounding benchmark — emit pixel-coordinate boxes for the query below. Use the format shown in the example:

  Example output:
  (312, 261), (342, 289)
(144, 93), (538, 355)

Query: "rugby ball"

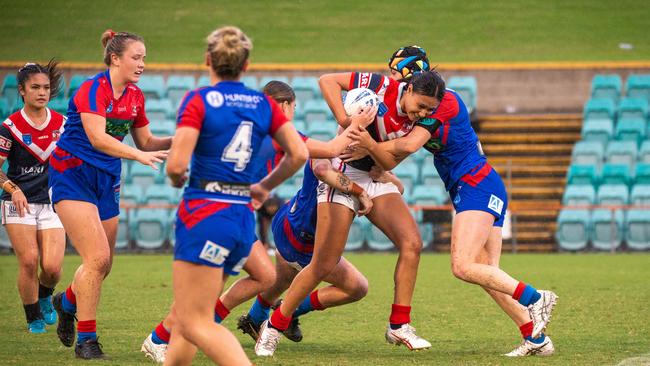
(343, 88), (379, 116)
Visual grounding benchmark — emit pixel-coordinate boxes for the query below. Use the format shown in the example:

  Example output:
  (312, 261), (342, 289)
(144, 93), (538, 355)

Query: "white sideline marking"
(616, 351), (650, 366)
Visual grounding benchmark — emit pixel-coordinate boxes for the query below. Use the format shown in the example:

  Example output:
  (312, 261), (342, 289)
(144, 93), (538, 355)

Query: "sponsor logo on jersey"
(206, 91), (224, 108)
(358, 73), (371, 88)
(106, 101), (113, 114)
(5, 202), (19, 217)
(132, 105), (138, 116)
(488, 194), (504, 215)
(23, 133), (32, 145)
(118, 106), (127, 113)
(199, 240), (230, 265)
(424, 138), (444, 152)
(21, 166), (45, 175)
(52, 130), (60, 141)
(0, 136), (12, 150)
(377, 102), (388, 117)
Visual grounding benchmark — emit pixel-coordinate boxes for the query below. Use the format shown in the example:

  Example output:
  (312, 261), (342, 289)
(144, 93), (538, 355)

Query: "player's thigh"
(311, 202), (355, 266)
(242, 240), (274, 282)
(36, 227), (65, 270)
(482, 227), (503, 267)
(6, 223), (39, 266)
(450, 210), (494, 265)
(55, 200), (110, 261)
(323, 257), (367, 291)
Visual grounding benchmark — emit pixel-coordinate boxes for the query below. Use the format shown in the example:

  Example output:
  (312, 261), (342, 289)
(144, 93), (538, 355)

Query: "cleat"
(39, 295), (57, 325)
(385, 324), (431, 350)
(75, 338), (107, 359)
(528, 290), (558, 338)
(141, 334), (167, 363)
(28, 319), (46, 334)
(504, 336), (554, 357)
(255, 320), (281, 357)
(52, 292), (76, 347)
(237, 314), (261, 342)
(283, 318), (303, 343)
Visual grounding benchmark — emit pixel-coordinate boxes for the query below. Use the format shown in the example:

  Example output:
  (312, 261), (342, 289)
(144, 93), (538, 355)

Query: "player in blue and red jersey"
(162, 27), (308, 366)
(0, 61), (66, 334)
(349, 68), (559, 357)
(49, 30), (171, 359)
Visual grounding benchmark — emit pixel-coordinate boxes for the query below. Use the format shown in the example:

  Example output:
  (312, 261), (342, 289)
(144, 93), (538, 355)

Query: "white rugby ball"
(343, 88), (379, 116)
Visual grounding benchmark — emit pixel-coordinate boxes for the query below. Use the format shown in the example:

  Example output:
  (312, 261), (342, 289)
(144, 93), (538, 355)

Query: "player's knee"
(41, 261), (62, 282)
(451, 261), (470, 281)
(86, 254), (112, 277)
(309, 261), (337, 279)
(257, 269), (277, 290)
(398, 236), (422, 258)
(20, 254), (39, 277)
(349, 277), (369, 301)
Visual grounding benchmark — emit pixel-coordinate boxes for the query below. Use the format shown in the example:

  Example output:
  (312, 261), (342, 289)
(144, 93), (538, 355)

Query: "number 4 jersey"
(177, 81), (288, 204)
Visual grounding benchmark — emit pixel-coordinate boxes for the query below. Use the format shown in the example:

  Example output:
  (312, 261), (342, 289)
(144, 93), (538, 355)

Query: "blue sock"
(526, 333), (546, 344)
(518, 285), (541, 307)
(248, 298), (270, 325)
(292, 296), (313, 318)
(77, 331), (97, 344)
(214, 313), (223, 324)
(62, 292), (76, 314)
(151, 330), (166, 345)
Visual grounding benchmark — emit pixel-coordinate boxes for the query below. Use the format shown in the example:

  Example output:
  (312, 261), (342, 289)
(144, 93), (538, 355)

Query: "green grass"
(0, 1), (649, 64)
(0, 253), (649, 365)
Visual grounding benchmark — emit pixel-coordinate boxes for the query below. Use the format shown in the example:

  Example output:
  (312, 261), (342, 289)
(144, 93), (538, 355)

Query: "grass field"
(0, 253), (648, 365)
(0, 1), (649, 64)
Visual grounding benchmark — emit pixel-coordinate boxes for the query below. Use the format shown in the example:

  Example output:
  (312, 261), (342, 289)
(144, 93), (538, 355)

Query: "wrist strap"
(2, 180), (20, 194)
(349, 182), (364, 196)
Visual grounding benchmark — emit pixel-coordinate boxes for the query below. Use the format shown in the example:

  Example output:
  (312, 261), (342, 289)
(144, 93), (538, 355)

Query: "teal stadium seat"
(571, 141), (604, 166)
(166, 75), (195, 107)
(138, 75), (165, 99)
(49, 98), (68, 115)
(129, 163), (164, 188)
(617, 97), (648, 121)
(0, 226), (11, 249)
(411, 185), (447, 206)
(581, 118), (614, 144)
(625, 209), (650, 250)
(556, 209), (590, 251)
(447, 76), (477, 114)
(121, 184), (144, 206)
(566, 164), (598, 186)
(562, 184), (596, 205)
(600, 163), (631, 186)
(392, 162), (419, 194)
(150, 120), (176, 137)
(291, 76), (320, 102)
(626, 74), (650, 102)
(638, 140), (650, 163)
(289, 165), (305, 186)
(0, 97), (11, 119)
(420, 166), (441, 186)
(590, 74), (622, 101)
(346, 218), (368, 251)
(366, 221), (393, 251)
(52, 77), (67, 101)
(68, 74), (90, 98)
(115, 210), (131, 250)
(590, 209), (624, 251)
(146, 99), (175, 121)
(606, 140), (637, 166)
(240, 76), (259, 90)
(259, 76), (289, 90)
(615, 118), (646, 144)
(306, 120), (336, 141)
(634, 163), (650, 184)
(11, 98), (23, 114)
(131, 209), (169, 249)
(630, 184), (650, 205)
(144, 184), (180, 207)
(274, 183), (299, 201)
(596, 184), (629, 206)
(2, 74), (19, 111)
(292, 120), (307, 133)
(197, 75), (211, 88)
(168, 210), (177, 247)
(583, 98), (616, 121)
(302, 100), (331, 123)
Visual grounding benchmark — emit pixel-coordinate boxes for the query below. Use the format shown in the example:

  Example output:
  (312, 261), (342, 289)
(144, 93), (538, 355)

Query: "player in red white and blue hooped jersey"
(48, 30), (172, 360)
(163, 26), (307, 366)
(349, 68), (559, 356)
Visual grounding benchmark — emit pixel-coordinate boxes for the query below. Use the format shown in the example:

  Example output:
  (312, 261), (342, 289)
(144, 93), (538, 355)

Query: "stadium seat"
(590, 74), (622, 101)
(302, 100), (332, 123)
(617, 97), (648, 121)
(584, 98), (616, 121)
(562, 184), (596, 205)
(606, 140), (637, 166)
(166, 75), (195, 107)
(581, 118), (614, 144)
(2, 74), (19, 111)
(411, 148), (429, 165)
(418, 222), (434, 250)
(639, 140), (650, 163)
(624, 209), (650, 250)
(571, 140), (604, 166)
(11, 98), (23, 114)
(48, 98), (68, 115)
(392, 162), (420, 194)
(131, 208), (169, 249)
(634, 163), (650, 185)
(197, 75), (211, 88)
(600, 163), (632, 186)
(346, 218), (368, 251)
(115, 210), (131, 250)
(146, 99), (175, 121)
(129, 163), (164, 188)
(289, 165), (305, 186)
(556, 209), (590, 251)
(596, 184), (629, 206)
(566, 164), (598, 186)
(259, 76), (289, 90)
(0, 97), (11, 119)
(447, 76), (477, 114)
(291, 76), (320, 102)
(626, 74), (650, 102)
(144, 184), (181, 207)
(138, 75), (166, 99)
(292, 119), (307, 133)
(630, 184), (650, 205)
(366, 221), (393, 251)
(306, 120), (337, 141)
(167, 210), (177, 247)
(274, 184), (299, 201)
(411, 185), (447, 206)
(590, 209), (624, 251)
(121, 184), (144, 206)
(240, 76), (259, 90)
(0, 226), (11, 250)
(614, 118), (646, 144)
(150, 119), (176, 136)
(420, 166), (442, 186)
(52, 77), (67, 101)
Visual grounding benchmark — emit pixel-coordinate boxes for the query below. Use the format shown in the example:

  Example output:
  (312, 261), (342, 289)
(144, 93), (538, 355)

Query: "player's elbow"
(312, 161), (331, 180)
(166, 159), (186, 178)
(403, 141), (421, 154)
(289, 144), (309, 167)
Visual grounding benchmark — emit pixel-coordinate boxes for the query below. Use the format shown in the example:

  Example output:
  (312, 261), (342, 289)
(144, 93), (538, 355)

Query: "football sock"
(24, 302), (43, 323)
(293, 290), (324, 318)
(512, 282), (541, 307)
(151, 322), (170, 345)
(214, 299), (230, 324)
(38, 283), (54, 299)
(62, 286), (77, 314)
(248, 295), (272, 325)
(269, 309), (292, 332)
(389, 304), (411, 330)
(77, 319), (97, 344)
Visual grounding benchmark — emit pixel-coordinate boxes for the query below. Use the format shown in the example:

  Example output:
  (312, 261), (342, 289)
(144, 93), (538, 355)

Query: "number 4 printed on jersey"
(222, 121), (253, 171)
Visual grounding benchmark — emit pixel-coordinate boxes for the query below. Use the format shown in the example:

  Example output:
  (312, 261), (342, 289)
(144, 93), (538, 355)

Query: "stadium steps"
(480, 133), (581, 144)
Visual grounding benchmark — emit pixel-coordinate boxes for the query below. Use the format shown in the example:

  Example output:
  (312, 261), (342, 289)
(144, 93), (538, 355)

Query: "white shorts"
(1, 200), (64, 230)
(316, 158), (401, 212)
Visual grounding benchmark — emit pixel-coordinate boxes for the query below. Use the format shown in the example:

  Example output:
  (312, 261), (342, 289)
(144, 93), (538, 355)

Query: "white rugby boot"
(385, 323), (431, 350)
(255, 320), (281, 357)
(141, 334), (167, 363)
(504, 336), (554, 357)
(528, 290), (558, 338)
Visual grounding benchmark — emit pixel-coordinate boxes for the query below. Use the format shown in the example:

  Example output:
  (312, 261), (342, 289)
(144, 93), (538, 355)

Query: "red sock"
(512, 281), (526, 300)
(155, 322), (171, 343)
(65, 286), (77, 305)
(257, 294), (272, 308)
(389, 304), (411, 325)
(269, 308), (292, 331)
(310, 290), (325, 311)
(214, 299), (230, 321)
(77, 319), (96, 333)
(519, 321), (534, 339)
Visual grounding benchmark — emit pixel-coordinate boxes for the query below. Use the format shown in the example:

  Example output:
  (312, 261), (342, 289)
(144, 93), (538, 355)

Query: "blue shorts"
(271, 203), (313, 270)
(174, 199), (255, 275)
(449, 163), (508, 227)
(49, 147), (121, 221)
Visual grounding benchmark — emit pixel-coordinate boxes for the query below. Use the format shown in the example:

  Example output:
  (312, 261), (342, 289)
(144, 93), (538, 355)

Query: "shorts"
(271, 203), (313, 270)
(1, 201), (63, 229)
(49, 147), (121, 221)
(449, 163), (508, 227)
(316, 157), (400, 212)
(174, 199), (255, 275)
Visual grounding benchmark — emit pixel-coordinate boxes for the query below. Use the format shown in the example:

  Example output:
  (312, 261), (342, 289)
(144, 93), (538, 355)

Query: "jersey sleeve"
(0, 124), (13, 158)
(266, 96), (289, 136)
(429, 92), (459, 123)
(415, 118), (442, 137)
(176, 91), (205, 130)
(348, 72), (387, 93)
(73, 80), (111, 117)
(133, 91), (150, 128)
